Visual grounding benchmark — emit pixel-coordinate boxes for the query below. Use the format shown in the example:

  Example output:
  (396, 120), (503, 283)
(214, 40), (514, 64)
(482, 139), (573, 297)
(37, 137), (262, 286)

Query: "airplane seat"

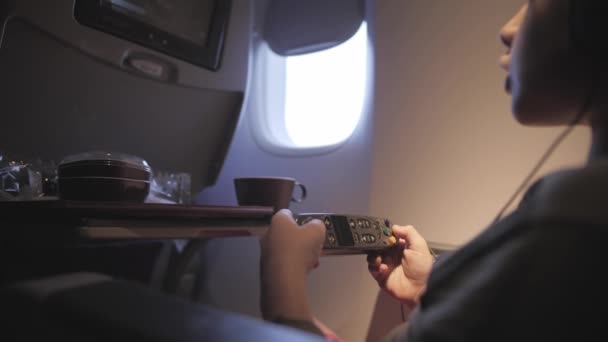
(0, 0), (366, 339)
(0, 272), (324, 342)
(0, 0), (248, 305)
(0, 238), (185, 292)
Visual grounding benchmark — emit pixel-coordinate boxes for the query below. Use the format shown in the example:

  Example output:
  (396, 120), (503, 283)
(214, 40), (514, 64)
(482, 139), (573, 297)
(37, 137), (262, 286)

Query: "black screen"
(74, 0), (231, 71)
(332, 216), (355, 246)
(105, 0), (214, 46)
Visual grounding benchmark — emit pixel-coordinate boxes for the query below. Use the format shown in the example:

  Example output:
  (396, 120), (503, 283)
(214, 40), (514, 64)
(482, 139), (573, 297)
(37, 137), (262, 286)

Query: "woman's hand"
(259, 209), (326, 321)
(367, 225), (434, 310)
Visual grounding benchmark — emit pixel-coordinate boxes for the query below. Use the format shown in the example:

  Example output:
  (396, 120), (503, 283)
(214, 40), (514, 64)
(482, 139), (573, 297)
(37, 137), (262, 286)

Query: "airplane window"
(252, 22), (370, 155)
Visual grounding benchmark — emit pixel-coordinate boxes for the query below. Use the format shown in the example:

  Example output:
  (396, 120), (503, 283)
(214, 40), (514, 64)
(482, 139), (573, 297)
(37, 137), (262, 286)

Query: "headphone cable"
(398, 97), (591, 323)
(491, 86), (594, 225)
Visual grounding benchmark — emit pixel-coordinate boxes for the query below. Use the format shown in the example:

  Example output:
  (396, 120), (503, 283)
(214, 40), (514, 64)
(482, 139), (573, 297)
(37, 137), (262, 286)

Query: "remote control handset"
(295, 213), (397, 255)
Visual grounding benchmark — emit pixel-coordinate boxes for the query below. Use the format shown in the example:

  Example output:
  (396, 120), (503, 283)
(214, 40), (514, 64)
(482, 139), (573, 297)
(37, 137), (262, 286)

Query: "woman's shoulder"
(524, 159), (608, 225)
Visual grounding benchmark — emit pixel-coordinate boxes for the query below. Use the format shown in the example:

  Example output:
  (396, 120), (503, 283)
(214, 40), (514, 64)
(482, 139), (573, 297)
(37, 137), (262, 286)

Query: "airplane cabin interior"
(0, 0), (593, 341)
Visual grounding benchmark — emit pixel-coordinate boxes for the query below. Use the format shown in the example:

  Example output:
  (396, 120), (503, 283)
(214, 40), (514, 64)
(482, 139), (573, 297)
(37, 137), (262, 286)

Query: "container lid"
(59, 151), (152, 172)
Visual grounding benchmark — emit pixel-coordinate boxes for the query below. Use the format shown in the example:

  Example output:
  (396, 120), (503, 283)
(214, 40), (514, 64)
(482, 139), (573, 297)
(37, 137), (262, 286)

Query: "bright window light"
(284, 23), (368, 148)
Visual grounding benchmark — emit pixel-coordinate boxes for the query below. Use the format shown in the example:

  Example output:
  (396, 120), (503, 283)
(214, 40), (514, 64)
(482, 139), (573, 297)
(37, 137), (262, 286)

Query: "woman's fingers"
(391, 225), (428, 252)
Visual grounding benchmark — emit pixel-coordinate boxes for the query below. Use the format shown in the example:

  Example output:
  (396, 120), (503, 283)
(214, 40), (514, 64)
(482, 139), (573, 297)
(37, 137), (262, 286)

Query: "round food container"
(57, 151), (152, 202)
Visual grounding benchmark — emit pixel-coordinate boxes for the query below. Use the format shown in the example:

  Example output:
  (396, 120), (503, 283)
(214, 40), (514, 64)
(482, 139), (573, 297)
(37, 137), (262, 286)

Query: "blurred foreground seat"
(0, 272), (323, 342)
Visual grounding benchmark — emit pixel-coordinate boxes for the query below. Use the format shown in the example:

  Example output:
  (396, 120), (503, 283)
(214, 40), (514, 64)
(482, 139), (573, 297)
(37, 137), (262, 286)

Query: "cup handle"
(291, 182), (307, 203)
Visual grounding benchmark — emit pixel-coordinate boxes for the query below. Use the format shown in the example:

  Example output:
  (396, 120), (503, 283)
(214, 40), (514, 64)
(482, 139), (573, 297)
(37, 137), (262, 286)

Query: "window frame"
(249, 22), (372, 156)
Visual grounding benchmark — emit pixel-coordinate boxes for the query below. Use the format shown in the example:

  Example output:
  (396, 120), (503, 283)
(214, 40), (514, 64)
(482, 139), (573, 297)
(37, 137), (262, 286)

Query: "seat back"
(0, 272), (324, 342)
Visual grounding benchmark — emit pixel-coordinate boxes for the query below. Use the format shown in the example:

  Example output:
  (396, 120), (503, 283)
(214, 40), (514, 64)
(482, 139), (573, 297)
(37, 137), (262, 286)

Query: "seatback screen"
(74, 0), (231, 71)
(106, 0), (214, 47)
